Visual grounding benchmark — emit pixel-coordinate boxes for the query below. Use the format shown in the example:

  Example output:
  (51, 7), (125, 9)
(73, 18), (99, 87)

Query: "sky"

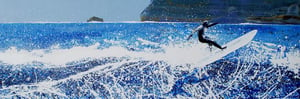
(0, 0), (150, 22)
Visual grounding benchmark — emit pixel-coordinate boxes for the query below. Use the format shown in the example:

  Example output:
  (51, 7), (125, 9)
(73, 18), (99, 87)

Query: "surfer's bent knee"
(198, 38), (210, 43)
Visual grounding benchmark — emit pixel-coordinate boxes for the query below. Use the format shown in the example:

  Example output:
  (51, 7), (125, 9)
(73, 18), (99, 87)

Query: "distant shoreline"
(0, 21), (299, 25)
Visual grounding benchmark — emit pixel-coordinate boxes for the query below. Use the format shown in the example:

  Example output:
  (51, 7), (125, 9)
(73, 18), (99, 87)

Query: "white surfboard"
(197, 30), (257, 67)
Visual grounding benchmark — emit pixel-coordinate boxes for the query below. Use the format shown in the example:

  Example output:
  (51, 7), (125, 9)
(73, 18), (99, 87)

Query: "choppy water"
(0, 23), (299, 98)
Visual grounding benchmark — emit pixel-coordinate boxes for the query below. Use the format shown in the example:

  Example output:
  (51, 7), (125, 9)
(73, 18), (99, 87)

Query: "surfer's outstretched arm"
(192, 25), (203, 33)
(207, 22), (218, 28)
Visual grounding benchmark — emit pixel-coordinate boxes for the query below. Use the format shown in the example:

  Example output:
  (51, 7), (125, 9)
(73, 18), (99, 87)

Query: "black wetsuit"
(197, 23), (225, 49)
(188, 22), (226, 50)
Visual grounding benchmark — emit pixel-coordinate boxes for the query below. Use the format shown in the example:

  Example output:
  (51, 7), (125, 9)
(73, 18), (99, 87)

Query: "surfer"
(187, 21), (226, 50)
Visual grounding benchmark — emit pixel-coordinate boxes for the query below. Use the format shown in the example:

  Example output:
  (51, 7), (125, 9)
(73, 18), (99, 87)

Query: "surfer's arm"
(192, 25), (203, 33)
(188, 25), (201, 40)
(208, 22), (218, 27)
(187, 25), (203, 40)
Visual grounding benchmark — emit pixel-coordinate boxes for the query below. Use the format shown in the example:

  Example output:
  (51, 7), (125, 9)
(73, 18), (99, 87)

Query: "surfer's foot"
(221, 46), (227, 50)
(209, 45), (212, 52)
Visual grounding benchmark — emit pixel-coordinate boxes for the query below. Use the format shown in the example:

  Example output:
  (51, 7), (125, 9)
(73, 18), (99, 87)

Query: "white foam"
(161, 43), (208, 66)
(270, 49), (300, 73)
(0, 43), (104, 66)
(2, 34), (297, 74)
(137, 38), (160, 46)
(251, 41), (300, 73)
(0, 41), (210, 68)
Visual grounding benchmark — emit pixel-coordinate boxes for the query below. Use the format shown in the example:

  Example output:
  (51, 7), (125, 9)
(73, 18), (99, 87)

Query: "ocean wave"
(0, 23), (299, 98)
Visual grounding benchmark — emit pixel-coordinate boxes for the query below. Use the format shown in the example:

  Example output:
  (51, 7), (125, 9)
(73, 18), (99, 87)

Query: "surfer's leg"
(200, 39), (226, 50)
(210, 41), (226, 49)
(208, 43), (212, 51)
(209, 41), (226, 49)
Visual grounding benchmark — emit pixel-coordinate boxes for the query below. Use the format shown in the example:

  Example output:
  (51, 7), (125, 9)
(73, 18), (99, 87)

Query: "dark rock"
(247, 4), (300, 24)
(140, 0), (300, 24)
(87, 16), (104, 22)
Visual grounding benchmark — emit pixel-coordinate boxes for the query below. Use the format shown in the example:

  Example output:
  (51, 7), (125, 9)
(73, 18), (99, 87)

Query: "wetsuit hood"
(202, 21), (209, 27)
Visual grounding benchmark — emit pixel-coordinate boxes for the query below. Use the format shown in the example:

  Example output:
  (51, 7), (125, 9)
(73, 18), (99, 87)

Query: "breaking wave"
(0, 23), (299, 98)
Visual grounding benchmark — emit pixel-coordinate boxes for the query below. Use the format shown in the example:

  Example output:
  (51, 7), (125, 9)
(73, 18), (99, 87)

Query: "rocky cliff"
(140, 0), (300, 24)
(87, 16), (104, 22)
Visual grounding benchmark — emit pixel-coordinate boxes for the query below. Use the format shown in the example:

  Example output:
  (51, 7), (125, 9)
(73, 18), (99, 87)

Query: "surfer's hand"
(187, 34), (193, 40)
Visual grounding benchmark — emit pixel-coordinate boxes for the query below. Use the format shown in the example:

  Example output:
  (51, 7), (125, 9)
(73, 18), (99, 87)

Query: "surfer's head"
(202, 21), (209, 27)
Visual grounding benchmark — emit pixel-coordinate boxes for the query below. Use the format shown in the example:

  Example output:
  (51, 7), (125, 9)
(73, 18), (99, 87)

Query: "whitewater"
(0, 23), (299, 98)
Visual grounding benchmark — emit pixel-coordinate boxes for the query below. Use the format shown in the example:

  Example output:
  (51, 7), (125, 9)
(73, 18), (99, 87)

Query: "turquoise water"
(0, 23), (299, 98)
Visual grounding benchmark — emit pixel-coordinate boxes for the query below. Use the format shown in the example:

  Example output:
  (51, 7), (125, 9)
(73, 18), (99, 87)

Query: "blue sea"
(0, 23), (299, 98)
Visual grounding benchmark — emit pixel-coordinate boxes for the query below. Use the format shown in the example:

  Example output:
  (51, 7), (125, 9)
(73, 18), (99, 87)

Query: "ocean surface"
(0, 23), (299, 98)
